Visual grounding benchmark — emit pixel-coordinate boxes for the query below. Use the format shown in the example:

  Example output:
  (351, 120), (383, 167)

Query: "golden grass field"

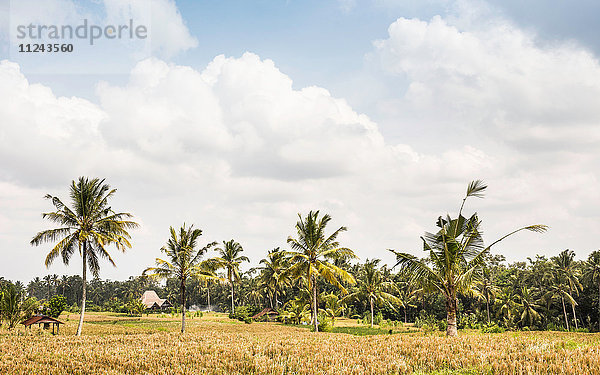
(2, 312), (600, 374)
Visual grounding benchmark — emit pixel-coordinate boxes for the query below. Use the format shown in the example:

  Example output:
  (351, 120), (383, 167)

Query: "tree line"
(2, 177), (598, 337)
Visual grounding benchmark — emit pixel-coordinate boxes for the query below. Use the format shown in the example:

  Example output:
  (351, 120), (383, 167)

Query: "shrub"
(229, 306), (253, 324)
(45, 295), (67, 318)
(310, 315), (332, 332)
(481, 322), (505, 333)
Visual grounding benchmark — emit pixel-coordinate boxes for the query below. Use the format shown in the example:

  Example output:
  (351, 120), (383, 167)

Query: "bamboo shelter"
(21, 315), (64, 335)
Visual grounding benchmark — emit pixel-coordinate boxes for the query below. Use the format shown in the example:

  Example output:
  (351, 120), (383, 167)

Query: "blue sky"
(1, 0), (600, 281)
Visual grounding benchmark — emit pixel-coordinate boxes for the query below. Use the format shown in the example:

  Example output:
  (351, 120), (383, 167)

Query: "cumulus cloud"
(374, 13), (600, 150)
(0, 52), (497, 280)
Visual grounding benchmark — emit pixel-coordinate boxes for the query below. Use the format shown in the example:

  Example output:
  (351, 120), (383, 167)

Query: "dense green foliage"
(45, 294), (67, 318)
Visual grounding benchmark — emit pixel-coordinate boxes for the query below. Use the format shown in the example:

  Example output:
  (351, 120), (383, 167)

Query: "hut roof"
(141, 290), (171, 308)
(21, 315), (64, 326)
(252, 308), (280, 319)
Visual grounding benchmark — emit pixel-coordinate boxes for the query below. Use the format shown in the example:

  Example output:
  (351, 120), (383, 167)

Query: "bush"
(310, 315), (332, 332)
(45, 295), (67, 318)
(229, 306), (253, 324)
(481, 322), (505, 333)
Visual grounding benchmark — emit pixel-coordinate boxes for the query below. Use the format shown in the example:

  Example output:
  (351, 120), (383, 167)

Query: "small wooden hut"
(252, 308), (280, 322)
(21, 315), (64, 334)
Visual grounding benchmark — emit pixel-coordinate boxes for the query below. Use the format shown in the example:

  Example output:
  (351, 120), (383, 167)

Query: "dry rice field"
(2, 312), (600, 374)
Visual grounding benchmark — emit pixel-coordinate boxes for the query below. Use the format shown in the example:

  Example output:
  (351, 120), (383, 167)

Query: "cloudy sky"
(0, 0), (599, 282)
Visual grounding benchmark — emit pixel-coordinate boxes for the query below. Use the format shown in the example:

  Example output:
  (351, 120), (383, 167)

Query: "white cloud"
(0, 52), (496, 281)
(374, 13), (600, 149)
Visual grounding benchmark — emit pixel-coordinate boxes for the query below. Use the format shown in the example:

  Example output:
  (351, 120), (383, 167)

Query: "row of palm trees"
(30, 177), (548, 337)
(478, 249), (600, 331)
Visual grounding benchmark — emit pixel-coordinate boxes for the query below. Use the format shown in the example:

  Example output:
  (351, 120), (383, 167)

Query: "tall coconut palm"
(286, 210), (357, 332)
(143, 224), (217, 333)
(258, 248), (291, 309)
(552, 249), (582, 329)
(583, 250), (600, 331)
(390, 180), (547, 336)
(342, 259), (402, 328)
(212, 240), (249, 314)
(31, 177), (138, 336)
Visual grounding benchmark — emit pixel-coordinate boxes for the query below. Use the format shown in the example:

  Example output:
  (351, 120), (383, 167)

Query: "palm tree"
(553, 249), (582, 329)
(545, 274), (577, 331)
(283, 298), (309, 325)
(497, 288), (520, 326)
(391, 180), (547, 336)
(394, 281), (418, 324)
(518, 287), (543, 327)
(258, 248), (291, 310)
(342, 259), (402, 328)
(477, 267), (501, 323)
(320, 293), (346, 326)
(583, 250), (600, 331)
(31, 177), (138, 336)
(212, 240), (249, 314)
(0, 284), (39, 329)
(144, 224), (217, 333)
(286, 210), (357, 332)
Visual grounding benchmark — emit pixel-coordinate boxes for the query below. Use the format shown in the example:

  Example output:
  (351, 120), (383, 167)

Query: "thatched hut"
(252, 308), (280, 322)
(141, 290), (172, 311)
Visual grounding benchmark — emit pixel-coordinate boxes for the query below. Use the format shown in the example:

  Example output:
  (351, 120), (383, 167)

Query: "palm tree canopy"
(212, 240), (250, 282)
(286, 210), (357, 293)
(144, 224), (217, 281)
(342, 259), (402, 310)
(31, 177), (138, 277)
(391, 180), (547, 300)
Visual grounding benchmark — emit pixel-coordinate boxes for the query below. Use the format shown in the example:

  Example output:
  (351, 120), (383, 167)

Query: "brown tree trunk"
(446, 293), (458, 337)
(313, 275), (319, 332)
(486, 299), (491, 323)
(207, 285), (211, 311)
(370, 297), (374, 328)
(561, 296), (570, 331)
(181, 277), (186, 333)
(571, 302), (578, 330)
(230, 279), (235, 314)
(404, 307), (407, 324)
(76, 242), (87, 336)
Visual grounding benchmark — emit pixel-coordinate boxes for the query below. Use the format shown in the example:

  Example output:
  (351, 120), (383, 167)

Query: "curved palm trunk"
(571, 302), (578, 330)
(561, 296), (570, 331)
(312, 275), (319, 332)
(568, 285), (578, 330)
(76, 242), (87, 336)
(207, 285), (211, 312)
(181, 278), (186, 333)
(486, 299), (491, 323)
(370, 297), (374, 328)
(446, 293), (458, 337)
(230, 278), (235, 314)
